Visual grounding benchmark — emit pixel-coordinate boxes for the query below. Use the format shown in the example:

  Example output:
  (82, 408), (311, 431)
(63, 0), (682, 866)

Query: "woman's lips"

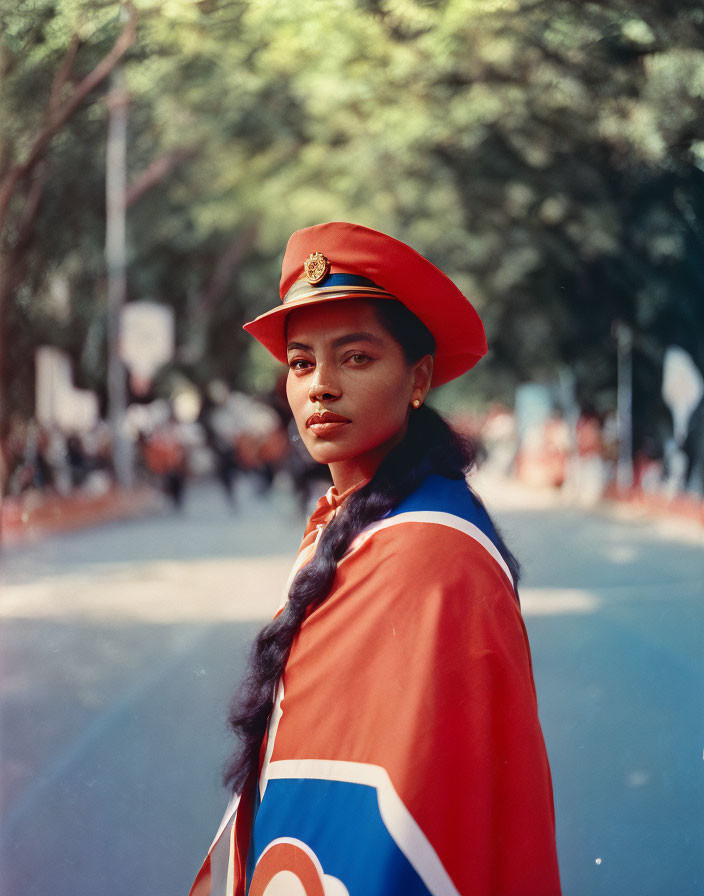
(306, 411), (351, 437)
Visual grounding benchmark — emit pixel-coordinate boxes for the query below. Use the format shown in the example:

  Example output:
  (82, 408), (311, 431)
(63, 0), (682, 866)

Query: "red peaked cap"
(243, 221), (487, 387)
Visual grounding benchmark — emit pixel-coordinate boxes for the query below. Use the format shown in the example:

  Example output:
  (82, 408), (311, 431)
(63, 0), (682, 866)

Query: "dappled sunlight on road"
(521, 588), (602, 615)
(0, 553), (292, 623)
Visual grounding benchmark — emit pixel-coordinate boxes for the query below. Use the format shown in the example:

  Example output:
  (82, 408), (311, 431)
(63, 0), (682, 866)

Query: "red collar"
(303, 479), (369, 536)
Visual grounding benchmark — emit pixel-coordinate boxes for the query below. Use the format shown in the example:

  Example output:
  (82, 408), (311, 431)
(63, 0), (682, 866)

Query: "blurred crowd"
(2, 383), (702, 520)
(474, 401), (703, 505)
(1, 378), (332, 517)
(3, 416), (114, 498)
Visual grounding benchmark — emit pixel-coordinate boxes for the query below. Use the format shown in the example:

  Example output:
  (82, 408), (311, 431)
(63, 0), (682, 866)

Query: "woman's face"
(286, 299), (432, 492)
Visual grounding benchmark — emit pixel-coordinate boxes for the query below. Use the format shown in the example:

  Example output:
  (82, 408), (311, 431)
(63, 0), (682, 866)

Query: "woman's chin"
(305, 444), (354, 466)
(302, 429), (405, 470)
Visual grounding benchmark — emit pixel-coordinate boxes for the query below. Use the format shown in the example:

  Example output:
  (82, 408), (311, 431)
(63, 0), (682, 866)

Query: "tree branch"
(14, 165), (49, 257)
(0, 1), (137, 236)
(198, 226), (259, 316)
(125, 144), (200, 208)
(48, 33), (80, 115)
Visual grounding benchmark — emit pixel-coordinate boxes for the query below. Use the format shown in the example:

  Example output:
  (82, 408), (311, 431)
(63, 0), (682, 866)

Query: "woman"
(190, 223), (561, 896)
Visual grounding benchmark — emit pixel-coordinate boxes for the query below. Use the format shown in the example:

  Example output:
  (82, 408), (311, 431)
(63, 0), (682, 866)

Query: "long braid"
(223, 405), (500, 794)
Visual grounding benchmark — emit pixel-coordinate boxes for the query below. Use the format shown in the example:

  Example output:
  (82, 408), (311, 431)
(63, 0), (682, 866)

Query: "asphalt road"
(0, 475), (702, 896)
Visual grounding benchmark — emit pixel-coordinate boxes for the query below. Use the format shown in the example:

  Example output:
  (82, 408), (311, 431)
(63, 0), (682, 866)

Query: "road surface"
(1, 475), (702, 895)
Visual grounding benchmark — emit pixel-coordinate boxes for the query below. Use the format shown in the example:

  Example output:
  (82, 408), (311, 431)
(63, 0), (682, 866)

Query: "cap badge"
(303, 251), (330, 285)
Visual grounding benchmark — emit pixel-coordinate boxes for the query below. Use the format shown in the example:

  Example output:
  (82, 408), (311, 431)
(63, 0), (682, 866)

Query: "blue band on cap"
(320, 273), (382, 289)
(283, 273), (396, 305)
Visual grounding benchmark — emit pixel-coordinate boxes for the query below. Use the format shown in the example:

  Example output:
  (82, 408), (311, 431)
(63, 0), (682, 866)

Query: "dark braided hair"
(223, 301), (519, 795)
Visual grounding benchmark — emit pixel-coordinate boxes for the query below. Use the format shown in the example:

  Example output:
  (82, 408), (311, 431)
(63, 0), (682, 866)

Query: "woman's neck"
(328, 423), (409, 493)
(328, 457), (378, 495)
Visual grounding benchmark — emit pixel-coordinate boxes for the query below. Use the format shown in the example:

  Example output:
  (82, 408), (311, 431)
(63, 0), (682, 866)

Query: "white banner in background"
(119, 301), (174, 379)
(662, 346), (704, 445)
(35, 347), (99, 433)
(35, 346), (73, 427)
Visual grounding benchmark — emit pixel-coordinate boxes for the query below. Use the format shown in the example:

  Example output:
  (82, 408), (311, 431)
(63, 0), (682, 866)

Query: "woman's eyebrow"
(332, 332), (385, 349)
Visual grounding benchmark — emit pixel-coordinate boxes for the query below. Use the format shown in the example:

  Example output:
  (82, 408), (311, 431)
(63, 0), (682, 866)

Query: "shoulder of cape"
(347, 474), (517, 593)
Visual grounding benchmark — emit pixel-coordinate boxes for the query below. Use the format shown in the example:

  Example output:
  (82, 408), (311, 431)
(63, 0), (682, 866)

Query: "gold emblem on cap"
(303, 251), (330, 285)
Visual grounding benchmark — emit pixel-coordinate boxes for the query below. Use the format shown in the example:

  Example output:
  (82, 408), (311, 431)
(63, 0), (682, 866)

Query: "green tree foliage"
(1, 0), (703, 447)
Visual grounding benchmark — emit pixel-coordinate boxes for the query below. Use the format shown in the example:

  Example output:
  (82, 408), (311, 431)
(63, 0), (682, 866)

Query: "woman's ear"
(411, 354), (434, 406)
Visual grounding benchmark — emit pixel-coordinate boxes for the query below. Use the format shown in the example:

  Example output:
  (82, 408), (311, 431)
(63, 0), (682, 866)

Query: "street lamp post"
(614, 321), (634, 491)
(105, 69), (132, 489)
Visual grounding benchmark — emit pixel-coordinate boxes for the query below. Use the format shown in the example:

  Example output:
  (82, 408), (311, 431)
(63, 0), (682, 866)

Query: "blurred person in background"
(480, 402), (518, 477)
(4, 418), (53, 495)
(543, 408), (571, 490)
(682, 398), (704, 496)
(143, 415), (188, 509)
(66, 434), (88, 489)
(190, 223), (561, 896)
(201, 380), (241, 507)
(571, 404), (605, 505)
(633, 435), (664, 495)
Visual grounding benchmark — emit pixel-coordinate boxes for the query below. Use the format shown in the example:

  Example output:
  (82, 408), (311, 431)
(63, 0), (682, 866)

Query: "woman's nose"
(308, 364), (342, 403)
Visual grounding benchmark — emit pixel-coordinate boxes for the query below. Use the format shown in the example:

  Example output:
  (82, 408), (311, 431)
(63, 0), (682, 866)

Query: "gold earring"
(412, 399), (421, 409)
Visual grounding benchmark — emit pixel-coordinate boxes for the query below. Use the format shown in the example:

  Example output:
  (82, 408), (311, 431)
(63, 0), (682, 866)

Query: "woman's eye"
(289, 358), (312, 371)
(348, 353), (370, 365)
